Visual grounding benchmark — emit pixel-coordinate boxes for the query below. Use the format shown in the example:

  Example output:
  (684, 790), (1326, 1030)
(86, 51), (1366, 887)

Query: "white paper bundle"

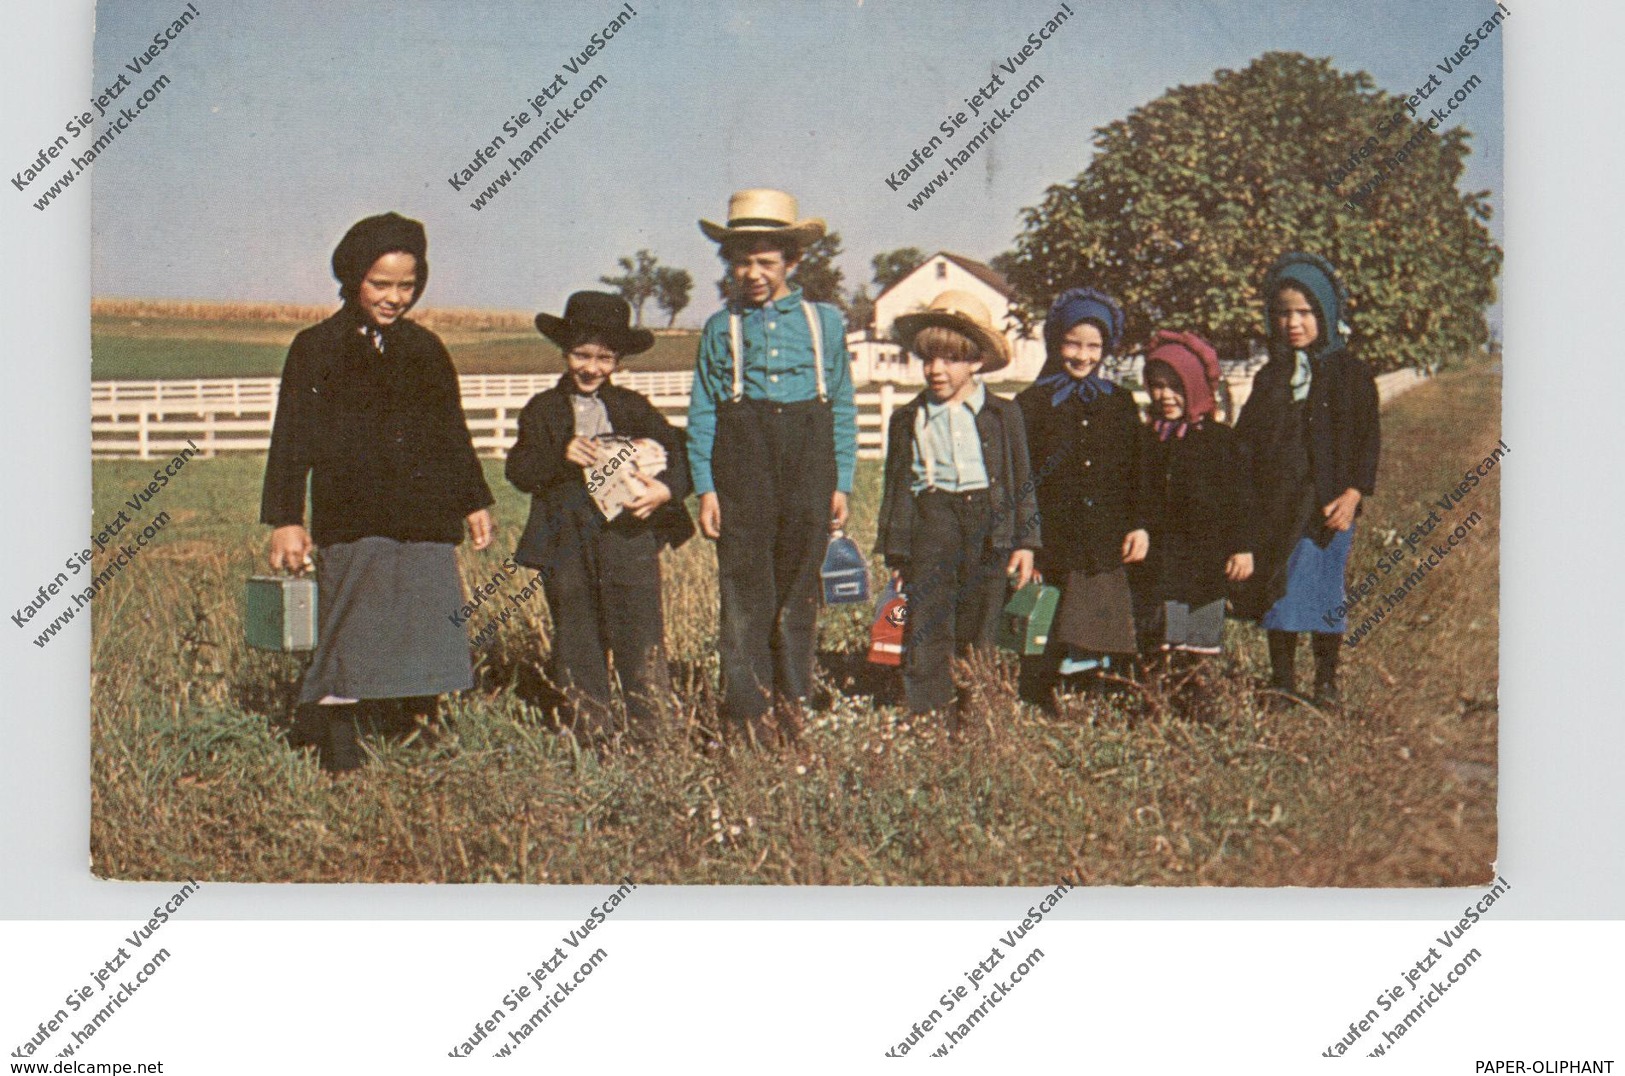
(586, 436), (668, 521)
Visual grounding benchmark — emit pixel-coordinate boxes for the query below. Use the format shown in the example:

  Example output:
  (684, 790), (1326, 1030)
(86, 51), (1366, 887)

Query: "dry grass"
(86, 367), (1499, 885)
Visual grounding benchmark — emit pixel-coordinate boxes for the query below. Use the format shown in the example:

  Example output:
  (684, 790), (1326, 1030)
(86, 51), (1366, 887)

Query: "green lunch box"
(243, 574), (318, 652)
(996, 582), (1060, 656)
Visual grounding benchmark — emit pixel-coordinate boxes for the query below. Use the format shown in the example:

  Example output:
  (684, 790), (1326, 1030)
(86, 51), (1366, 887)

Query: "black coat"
(875, 389), (1040, 567)
(505, 377), (694, 570)
(1135, 422), (1252, 608)
(1014, 384), (1149, 575)
(261, 307), (494, 546)
(1230, 343), (1380, 618)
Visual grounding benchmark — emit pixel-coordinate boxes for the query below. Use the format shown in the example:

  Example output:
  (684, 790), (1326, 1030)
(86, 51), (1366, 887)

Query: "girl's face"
(1272, 286), (1319, 350)
(1146, 367), (1186, 421)
(565, 339), (620, 394)
(356, 252), (418, 327)
(1060, 320), (1105, 378)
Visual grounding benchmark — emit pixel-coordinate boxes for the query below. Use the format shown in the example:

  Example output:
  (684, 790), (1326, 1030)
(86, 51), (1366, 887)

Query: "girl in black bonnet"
(261, 212), (495, 771)
(1232, 252), (1380, 707)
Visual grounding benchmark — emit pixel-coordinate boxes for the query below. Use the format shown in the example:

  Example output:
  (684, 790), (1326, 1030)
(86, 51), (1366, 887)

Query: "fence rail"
(89, 368), (1428, 461)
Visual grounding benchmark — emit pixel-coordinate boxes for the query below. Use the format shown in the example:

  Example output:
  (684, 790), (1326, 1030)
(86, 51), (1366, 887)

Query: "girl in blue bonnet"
(1015, 287), (1151, 709)
(1232, 253), (1380, 707)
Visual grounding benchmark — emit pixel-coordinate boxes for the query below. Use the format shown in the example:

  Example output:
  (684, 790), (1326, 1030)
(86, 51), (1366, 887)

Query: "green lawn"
(91, 315), (701, 379)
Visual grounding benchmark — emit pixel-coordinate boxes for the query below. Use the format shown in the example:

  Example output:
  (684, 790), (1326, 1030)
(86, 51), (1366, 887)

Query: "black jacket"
(875, 389), (1041, 566)
(505, 377), (694, 569)
(1230, 343), (1380, 618)
(1015, 384), (1149, 575)
(260, 307), (494, 545)
(1135, 421), (1253, 608)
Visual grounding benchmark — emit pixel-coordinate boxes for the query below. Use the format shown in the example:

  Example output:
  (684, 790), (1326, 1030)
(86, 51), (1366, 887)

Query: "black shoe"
(1312, 680), (1340, 711)
(318, 709), (364, 773)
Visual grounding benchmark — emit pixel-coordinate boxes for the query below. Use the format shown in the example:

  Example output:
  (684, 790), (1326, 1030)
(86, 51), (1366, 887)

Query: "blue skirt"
(1261, 526), (1355, 634)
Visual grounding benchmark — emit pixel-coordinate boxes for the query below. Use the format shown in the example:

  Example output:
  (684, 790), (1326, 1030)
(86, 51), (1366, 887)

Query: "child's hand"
(890, 568), (905, 590)
(1323, 488), (1362, 531)
(1006, 549), (1035, 590)
(625, 476), (672, 519)
(465, 508), (494, 550)
(698, 492), (722, 540)
(269, 524), (313, 572)
(1225, 552), (1254, 582)
(1121, 529), (1150, 564)
(564, 437), (600, 468)
(829, 491), (850, 532)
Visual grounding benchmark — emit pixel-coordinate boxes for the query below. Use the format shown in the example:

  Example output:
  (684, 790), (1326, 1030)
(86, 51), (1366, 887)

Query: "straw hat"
(893, 290), (1013, 373)
(699, 188), (827, 246)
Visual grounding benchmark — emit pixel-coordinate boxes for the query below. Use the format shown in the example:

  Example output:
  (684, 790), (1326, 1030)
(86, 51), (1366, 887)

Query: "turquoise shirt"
(687, 286), (857, 496)
(911, 380), (990, 493)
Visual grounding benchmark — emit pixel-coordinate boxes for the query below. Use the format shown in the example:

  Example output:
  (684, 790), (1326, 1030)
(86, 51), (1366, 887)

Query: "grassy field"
(86, 366), (1499, 885)
(91, 311), (701, 380)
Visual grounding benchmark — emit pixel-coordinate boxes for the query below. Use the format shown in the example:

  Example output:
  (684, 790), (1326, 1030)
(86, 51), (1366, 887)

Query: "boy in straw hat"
(689, 188), (857, 743)
(875, 290), (1040, 723)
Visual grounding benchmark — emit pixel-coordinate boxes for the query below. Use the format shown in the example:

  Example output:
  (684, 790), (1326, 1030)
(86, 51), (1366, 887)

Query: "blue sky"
(89, 0), (1504, 325)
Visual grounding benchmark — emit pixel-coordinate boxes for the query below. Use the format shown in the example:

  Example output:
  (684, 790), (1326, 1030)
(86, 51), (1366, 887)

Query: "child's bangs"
(913, 324), (980, 363)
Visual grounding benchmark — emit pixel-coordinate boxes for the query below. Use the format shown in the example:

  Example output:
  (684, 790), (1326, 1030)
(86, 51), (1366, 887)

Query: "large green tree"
(1002, 52), (1501, 372)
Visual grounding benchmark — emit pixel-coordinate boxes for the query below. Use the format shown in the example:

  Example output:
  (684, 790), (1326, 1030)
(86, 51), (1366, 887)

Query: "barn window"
(935, 262), (947, 279)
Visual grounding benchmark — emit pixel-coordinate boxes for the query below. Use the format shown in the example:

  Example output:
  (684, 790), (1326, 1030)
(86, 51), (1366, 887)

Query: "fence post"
(878, 382), (894, 460)
(137, 408), (150, 460)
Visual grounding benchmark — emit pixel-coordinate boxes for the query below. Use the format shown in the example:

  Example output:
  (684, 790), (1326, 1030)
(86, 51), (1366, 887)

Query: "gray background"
(2, 0), (1618, 921)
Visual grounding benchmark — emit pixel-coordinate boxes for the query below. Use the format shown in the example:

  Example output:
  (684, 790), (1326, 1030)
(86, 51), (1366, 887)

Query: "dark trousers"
(542, 525), (670, 739)
(901, 490), (1009, 715)
(712, 398), (837, 725)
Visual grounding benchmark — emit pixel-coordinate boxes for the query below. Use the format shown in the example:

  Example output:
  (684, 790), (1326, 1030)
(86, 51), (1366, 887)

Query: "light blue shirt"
(686, 286), (857, 496)
(911, 380), (989, 493)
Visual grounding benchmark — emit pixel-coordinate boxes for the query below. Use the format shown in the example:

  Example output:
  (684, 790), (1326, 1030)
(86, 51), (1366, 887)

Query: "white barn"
(848, 251), (1046, 385)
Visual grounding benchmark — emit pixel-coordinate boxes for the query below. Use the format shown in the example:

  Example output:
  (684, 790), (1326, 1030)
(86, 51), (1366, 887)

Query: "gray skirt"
(1157, 598), (1227, 655)
(1053, 567), (1138, 654)
(298, 536), (474, 703)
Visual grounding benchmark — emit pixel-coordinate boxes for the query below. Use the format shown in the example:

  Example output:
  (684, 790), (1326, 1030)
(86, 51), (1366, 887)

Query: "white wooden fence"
(89, 368), (1428, 461)
(90, 372), (899, 461)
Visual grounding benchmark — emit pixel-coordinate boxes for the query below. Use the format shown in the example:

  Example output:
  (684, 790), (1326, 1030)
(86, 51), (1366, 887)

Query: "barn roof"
(873, 251), (1016, 305)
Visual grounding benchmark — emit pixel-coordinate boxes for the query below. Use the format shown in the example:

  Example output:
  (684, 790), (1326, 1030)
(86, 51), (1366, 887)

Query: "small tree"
(598, 249), (660, 326)
(848, 285), (875, 334)
(871, 247), (925, 292)
(790, 232), (848, 311)
(653, 266), (693, 327)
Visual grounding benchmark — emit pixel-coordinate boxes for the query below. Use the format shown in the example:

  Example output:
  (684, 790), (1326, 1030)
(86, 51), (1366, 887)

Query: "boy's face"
(920, 350), (983, 403)
(1272, 286), (1320, 350)
(356, 252), (417, 327)
(1146, 366), (1187, 421)
(1059, 319), (1105, 378)
(565, 339), (620, 394)
(727, 239), (798, 306)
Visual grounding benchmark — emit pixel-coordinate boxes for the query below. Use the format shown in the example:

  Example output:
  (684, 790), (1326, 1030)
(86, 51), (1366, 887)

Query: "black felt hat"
(534, 291), (655, 357)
